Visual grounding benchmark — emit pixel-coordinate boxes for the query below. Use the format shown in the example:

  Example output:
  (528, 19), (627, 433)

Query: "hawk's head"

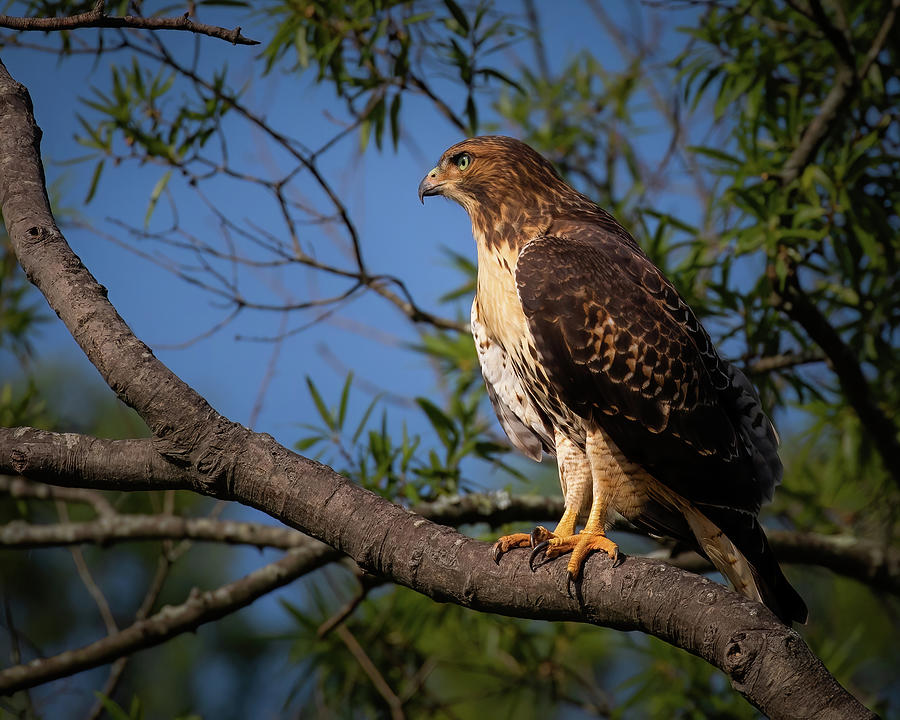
(418, 136), (568, 216)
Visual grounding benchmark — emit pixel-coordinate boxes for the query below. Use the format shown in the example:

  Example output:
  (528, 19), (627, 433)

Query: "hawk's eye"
(455, 153), (471, 171)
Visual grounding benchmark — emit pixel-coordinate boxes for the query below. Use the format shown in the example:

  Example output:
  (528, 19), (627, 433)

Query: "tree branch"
(0, 475), (115, 516)
(0, 542), (336, 695)
(0, 57), (877, 719)
(0, 8), (259, 46)
(4, 474), (899, 596)
(773, 1), (900, 484)
(780, 0), (900, 185)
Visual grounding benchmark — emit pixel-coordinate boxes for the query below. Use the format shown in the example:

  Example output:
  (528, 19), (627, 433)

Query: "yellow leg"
(532, 428), (622, 579)
(491, 431), (587, 565)
(562, 498), (620, 580)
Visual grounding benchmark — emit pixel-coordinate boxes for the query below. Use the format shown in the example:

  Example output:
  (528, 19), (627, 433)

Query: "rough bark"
(0, 58), (879, 719)
(3, 449), (900, 597)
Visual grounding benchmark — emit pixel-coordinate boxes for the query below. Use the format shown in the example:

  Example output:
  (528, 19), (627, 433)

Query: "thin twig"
(56, 501), (118, 636)
(336, 624), (405, 720)
(0, 543), (336, 695)
(0, 9), (259, 45)
(317, 574), (382, 639)
(0, 476), (115, 517)
(85, 553), (172, 720)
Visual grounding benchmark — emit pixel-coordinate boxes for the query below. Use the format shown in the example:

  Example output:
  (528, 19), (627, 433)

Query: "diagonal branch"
(780, 0), (900, 185)
(0, 8), (259, 46)
(0, 58), (877, 719)
(0, 541), (336, 695)
(773, 1), (900, 484)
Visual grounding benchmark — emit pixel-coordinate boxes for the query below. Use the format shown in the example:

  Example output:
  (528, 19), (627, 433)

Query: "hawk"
(418, 136), (807, 625)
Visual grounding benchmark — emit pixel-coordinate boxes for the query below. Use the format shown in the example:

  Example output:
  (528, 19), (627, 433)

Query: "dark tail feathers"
(702, 505), (807, 625)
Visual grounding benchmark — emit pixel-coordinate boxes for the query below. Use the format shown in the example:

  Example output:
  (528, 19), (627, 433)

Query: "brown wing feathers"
(516, 233), (767, 515)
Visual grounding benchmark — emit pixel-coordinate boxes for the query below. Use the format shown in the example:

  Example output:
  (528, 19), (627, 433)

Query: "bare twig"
(745, 349), (825, 375)
(85, 554), (172, 720)
(317, 574), (382, 639)
(336, 624), (406, 720)
(0, 476), (115, 516)
(0, 512), (310, 550)
(0, 9), (258, 45)
(56, 501), (118, 636)
(0, 542), (336, 695)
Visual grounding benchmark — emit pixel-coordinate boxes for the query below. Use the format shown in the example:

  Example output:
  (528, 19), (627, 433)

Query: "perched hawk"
(419, 136), (807, 625)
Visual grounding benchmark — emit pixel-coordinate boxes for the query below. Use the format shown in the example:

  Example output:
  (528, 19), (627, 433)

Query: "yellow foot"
(490, 526), (556, 564)
(529, 530), (621, 580)
(490, 532), (531, 563)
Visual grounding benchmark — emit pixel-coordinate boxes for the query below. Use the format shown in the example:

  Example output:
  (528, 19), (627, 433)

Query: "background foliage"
(0, 0), (898, 717)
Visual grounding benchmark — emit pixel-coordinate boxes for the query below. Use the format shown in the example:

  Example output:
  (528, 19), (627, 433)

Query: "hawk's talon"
(528, 540), (551, 571)
(490, 532), (533, 564)
(529, 525), (554, 547)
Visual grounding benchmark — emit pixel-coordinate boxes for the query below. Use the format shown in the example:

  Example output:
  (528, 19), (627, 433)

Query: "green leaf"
(443, 0), (470, 33)
(389, 93), (401, 151)
(306, 376), (335, 431)
(352, 395), (381, 444)
(144, 170), (171, 228)
(85, 159), (104, 204)
(295, 28), (310, 69)
(416, 397), (456, 450)
(91, 693), (135, 720)
(337, 372), (352, 429)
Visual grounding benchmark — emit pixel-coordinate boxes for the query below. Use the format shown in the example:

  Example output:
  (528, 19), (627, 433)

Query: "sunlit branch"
(0, 7), (258, 46)
(3, 477), (898, 596)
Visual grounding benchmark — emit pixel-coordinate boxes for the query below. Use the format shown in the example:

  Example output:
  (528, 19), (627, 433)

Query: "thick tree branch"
(4, 471), (899, 596)
(0, 59), (877, 719)
(0, 8), (258, 46)
(0, 542), (336, 695)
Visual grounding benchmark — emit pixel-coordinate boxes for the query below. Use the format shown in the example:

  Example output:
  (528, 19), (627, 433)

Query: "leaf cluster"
(261, 0), (521, 146)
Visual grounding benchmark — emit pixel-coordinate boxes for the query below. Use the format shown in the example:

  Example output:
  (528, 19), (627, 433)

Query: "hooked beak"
(418, 167), (444, 204)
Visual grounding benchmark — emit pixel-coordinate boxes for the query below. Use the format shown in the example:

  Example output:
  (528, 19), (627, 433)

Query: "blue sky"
(4, 1), (704, 454)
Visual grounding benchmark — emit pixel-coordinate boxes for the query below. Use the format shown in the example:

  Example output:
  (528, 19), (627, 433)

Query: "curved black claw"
(612, 550), (625, 568)
(490, 541), (503, 564)
(528, 540), (551, 571)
